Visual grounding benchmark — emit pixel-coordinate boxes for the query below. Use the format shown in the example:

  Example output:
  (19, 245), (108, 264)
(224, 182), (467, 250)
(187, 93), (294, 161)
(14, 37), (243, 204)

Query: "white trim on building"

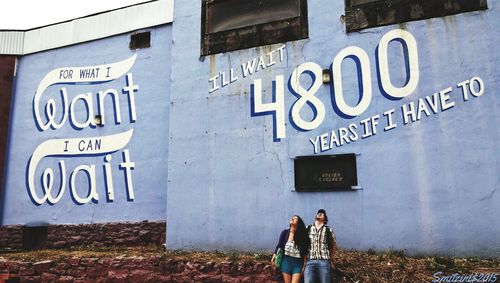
(0, 0), (173, 55)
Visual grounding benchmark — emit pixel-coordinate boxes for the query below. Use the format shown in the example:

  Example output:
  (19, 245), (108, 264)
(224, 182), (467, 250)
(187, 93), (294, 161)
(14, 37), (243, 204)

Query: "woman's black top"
(274, 229), (307, 258)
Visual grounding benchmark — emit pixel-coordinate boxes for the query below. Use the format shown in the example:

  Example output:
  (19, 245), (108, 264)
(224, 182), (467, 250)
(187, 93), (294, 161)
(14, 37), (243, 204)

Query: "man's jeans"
(304, 259), (331, 283)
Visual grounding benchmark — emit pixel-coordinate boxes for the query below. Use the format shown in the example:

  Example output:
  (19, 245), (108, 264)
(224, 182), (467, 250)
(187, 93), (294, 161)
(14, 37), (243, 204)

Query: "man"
(304, 209), (336, 283)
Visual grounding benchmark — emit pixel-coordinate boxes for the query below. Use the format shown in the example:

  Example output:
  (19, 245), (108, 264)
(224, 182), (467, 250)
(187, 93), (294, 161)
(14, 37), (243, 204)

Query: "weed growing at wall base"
(0, 247), (498, 282)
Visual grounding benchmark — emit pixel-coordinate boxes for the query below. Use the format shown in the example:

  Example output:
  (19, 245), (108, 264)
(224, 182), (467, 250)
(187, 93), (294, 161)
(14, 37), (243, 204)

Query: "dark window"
(201, 0), (308, 56)
(129, 31), (151, 50)
(23, 226), (48, 251)
(345, 0), (488, 33)
(294, 154), (358, 191)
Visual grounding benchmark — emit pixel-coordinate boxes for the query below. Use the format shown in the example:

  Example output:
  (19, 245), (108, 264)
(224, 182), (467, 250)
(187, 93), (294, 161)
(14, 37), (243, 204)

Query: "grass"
(0, 245), (271, 264)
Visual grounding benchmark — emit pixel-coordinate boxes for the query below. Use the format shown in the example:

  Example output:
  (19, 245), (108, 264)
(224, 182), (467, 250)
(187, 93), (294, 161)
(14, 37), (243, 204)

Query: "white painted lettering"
(289, 62), (325, 130)
(348, 123), (358, 141)
(383, 109), (397, 131)
(417, 97), (431, 120)
(332, 46), (372, 117)
(277, 45), (285, 62)
(98, 89), (122, 125)
(425, 93), (439, 114)
(69, 92), (94, 129)
(402, 102), (417, 124)
(439, 87), (455, 111)
(360, 117), (372, 138)
(230, 68), (238, 83)
(329, 130), (340, 148)
(221, 71), (230, 87)
(104, 154), (114, 201)
(122, 73), (139, 122)
(267, 50), (276, 67)
(251, 77), (286, 140)
(457, 80), (470, 101)
(469, 77), (484, 97)
(378, 29), (419, 98)
(256, 56), (266, 72)
(209, 74), (220, 93)
(70, 164), (98, 204)
(320, 133), (329, 151)
(309, 136), (320, 154)
(119, 149), (136, 200)
(339, 127), (350, 145)
(241, 59), (257, 78)
(371, 115), (380, 135)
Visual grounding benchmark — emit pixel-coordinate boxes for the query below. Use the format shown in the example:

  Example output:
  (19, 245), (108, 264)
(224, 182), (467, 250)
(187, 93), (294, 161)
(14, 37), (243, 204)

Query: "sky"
(0, 0), (149, 30)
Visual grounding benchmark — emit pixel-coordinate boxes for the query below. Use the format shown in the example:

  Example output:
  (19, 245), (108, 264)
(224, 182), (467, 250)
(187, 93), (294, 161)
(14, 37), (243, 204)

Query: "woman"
(271, 215), (310, 283)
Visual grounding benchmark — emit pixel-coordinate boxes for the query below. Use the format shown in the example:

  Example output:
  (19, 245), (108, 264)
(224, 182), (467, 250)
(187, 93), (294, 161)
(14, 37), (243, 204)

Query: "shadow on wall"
(0, 55), (16, 226)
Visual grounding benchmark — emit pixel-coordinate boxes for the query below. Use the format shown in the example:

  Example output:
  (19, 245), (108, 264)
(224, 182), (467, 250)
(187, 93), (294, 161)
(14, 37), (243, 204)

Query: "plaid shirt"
(308, 224), (336, 260)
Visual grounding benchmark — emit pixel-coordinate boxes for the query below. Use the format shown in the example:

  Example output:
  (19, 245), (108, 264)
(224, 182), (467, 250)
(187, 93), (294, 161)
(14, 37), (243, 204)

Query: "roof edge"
(0, 0), (173, 55)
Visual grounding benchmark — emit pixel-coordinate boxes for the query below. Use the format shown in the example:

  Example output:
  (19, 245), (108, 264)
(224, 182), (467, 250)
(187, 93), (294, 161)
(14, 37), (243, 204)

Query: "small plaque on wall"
(294, 154), (358, 191)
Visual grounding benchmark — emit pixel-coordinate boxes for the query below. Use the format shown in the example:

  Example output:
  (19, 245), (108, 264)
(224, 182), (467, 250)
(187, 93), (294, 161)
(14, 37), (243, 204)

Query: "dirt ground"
(1, 246), (498, 282)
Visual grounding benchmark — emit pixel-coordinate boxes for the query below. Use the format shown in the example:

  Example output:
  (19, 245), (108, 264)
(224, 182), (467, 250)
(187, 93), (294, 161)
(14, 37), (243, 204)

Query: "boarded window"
(345, 0), (488, 33)
(201, 0), (308, 56)
(23, 226), (48, 251)
(294, 154), (358, 191)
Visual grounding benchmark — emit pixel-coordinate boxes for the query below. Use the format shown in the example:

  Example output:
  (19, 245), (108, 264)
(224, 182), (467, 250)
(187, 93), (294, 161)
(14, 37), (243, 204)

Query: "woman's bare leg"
(282, 273), (292, 283)
(291, 273), (302, 283)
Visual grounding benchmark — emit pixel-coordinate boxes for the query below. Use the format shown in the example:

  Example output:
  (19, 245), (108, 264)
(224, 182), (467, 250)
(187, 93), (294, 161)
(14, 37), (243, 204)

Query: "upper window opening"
(201, 0), (308, 56)
(129, 31), (151, 50)
(345, 0), (488, 33)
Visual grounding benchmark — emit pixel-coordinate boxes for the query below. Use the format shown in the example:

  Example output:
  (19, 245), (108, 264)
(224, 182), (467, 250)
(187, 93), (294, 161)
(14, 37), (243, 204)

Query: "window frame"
(201, 0), (309, 56)
(344, 0), (488, 33)
(129, 31), (151, 50)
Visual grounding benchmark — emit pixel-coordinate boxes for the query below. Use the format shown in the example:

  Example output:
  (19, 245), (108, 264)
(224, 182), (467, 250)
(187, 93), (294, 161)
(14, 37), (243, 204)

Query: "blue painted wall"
(0, 25), (172, 225)
(167, 1), (499, 257)
(0, 2), (497, 258)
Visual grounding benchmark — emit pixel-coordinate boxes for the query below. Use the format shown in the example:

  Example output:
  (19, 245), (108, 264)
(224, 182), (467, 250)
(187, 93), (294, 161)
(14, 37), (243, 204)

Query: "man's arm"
(330, 240), (336, 267)
(329, 228), (337, 268)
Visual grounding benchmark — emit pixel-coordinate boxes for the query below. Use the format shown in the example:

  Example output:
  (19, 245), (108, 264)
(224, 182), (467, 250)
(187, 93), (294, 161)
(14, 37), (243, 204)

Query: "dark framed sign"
(294, 154), (358, 191)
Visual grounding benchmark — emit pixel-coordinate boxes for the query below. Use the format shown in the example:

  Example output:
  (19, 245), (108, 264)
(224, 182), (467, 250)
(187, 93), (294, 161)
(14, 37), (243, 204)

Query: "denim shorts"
(281, 255), (304, 275)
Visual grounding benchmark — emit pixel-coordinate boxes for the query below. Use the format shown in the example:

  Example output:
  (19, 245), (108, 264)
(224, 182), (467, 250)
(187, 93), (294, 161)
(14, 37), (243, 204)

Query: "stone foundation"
(0, 257), (279, 282)
(0, 226), (23, 250)
(0, 221), (166, 250)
